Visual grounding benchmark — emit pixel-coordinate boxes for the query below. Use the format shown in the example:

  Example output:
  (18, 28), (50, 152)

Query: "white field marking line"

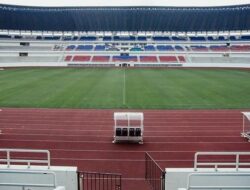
(0, 138), (246, 144)
(123, 67), (126, 105)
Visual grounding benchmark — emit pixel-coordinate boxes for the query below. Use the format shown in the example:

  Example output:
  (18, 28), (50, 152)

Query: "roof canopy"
(0, 4), (250, 32)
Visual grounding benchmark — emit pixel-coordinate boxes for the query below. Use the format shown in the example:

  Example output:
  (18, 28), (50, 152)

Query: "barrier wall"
(165, 168), (250, 190)
(0, 165), (78, 190)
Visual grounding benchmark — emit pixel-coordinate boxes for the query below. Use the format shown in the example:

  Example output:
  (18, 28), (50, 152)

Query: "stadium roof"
(0, 3), (250, 32)
(1, 0), (250, 7)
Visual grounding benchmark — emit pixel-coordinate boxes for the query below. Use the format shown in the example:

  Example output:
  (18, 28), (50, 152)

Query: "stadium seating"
(64, 55), (72, 62)
(112, 56), (138, 62)
(66, 45), (76, 51)
(190, 45), (209, 51)
(76, 45), (93, 51)
(210, 45), (229, 51)
(144, 45), (156, 51)
(92, 56), (110, 62)
(94, 45), (106, 51)
(72, 56), (91, 62)
(79, 36), (97, 41)
(159, 56), (178, 62)
(156, 45), (174, 51)
(140, 56), (158, 62)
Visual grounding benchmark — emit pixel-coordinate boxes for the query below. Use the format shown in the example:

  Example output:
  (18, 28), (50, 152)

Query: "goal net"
(242, 112), (250, 141)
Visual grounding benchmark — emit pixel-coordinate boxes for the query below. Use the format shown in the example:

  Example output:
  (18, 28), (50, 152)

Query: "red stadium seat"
(178, 56), (186, 63)
(72, 56), (91, 62)
(159, 56), (178, 62)
(140, 56), (158, 62)
(64, 55), (72, 61)
(92, 56), (110, 62)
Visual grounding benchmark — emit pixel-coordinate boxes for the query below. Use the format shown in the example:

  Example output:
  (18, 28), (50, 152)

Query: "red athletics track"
(0, 108), (250, 190)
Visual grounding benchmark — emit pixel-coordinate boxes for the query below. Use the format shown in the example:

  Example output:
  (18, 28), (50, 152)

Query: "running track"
(0, 108), (250, 190)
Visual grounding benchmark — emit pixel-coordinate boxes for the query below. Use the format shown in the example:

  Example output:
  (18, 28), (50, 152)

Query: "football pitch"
(0, 67), (250, 109)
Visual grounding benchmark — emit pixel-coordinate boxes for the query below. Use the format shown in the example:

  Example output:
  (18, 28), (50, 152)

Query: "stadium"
(0, 0), (250, 190)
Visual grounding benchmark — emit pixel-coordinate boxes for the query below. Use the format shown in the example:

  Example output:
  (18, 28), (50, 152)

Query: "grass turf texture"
(0, 68), (250, 109)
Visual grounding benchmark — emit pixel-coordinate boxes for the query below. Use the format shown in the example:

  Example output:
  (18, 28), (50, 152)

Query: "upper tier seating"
(103, 36), (112, 41)
(189, 36), (206, 41)
(66, 45), (76, 51)
(145, 45), (156, 51)
(207, 36), (226, 41)
(112, 56), (138, 62)
(153, 36), (171, 41)
(94, 45), (106, 51)
(44, 36), (61, 40)
(114, 36), (136, 41)
(76, 45), (93, 51)
(137, 36), (147, 41)
(130, 47), (143, 51)
(156, 45), (174, 51)
(172, 36), (187, 41)
(175, 45), (185, 51)
(79, 36), (97, 41)
(72, 56), (91, 62)
(140, 56), (158, 62)
(0, 34), (12, 39)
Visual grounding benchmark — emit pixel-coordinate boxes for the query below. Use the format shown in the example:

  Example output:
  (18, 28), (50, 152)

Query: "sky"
(0, 0), (249, 7)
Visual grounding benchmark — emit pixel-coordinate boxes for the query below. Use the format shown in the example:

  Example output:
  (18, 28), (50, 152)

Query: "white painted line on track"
(0, 138), (246, 144)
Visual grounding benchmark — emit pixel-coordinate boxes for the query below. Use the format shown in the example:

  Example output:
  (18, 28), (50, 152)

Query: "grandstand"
(0, 2), (250, 190)
(0, 4), (250, 67)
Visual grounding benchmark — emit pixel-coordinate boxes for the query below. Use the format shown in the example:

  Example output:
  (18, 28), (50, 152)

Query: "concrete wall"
(0, 165), (78, 190)
(165, 168), (250, 190)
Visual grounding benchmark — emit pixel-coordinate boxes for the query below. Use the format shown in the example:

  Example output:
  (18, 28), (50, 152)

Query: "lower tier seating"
(92, 56), (110, 62)
(72, 56), (91, 62)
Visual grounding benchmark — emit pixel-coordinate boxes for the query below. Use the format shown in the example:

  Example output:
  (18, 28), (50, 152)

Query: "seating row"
(65, 45), (250, 52)
(1, 34), (250, 41)
(64, 55), (186, 63)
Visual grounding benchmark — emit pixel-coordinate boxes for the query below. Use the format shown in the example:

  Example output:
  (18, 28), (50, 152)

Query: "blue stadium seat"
(66, 45), (76, 51)
(0, 34), (11, 39)
(62, 36), (72, 41)
(36, 36), (42, 40)
(14, 35), (22, 39)
(103, 36), (112, 41)
(189, 36), (206, 41)
(76, 45), (93, 51)
(137, 36), (147, 41)
(175, 45), (185, 51)
(114, 36), (136, 41)
(207, 36), (226, 41)
(172, 36), (187, 41)
(44, 36), (61, 40)
(79, 36), (97, 41)
(153, 36), (171, 41)
(240, 35), (250, 41)
(94, 45), (105, 51)
(145, 45), (156, 51)
(130, 47), (143, 51)
(156, 45), (174, 51)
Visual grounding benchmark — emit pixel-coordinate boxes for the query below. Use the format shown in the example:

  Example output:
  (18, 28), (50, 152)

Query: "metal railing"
(78, 171), (122, 190)
(194, 152), (250, 171)
(186, 172), (250, 190)
(145, 152), (165, 190)
(0, 170), (57, 189)
(0, 148), (51, 169)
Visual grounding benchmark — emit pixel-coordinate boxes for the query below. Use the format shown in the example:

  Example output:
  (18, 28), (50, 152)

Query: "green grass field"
(0, 68), (250, 109)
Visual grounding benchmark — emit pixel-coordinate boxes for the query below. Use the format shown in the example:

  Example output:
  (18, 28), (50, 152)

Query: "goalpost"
(241, 112), (250, 142)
